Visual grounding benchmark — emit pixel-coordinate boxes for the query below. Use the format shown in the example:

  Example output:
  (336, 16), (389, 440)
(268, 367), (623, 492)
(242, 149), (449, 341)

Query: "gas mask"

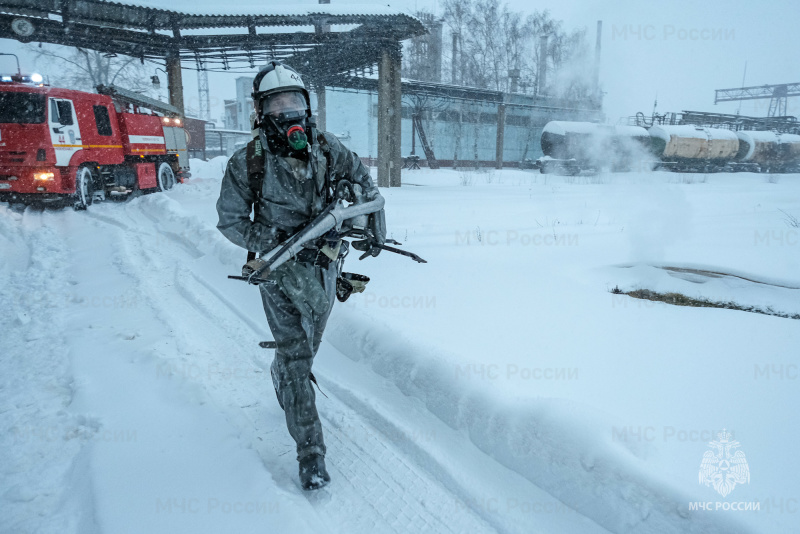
(259, 91), (311, 156)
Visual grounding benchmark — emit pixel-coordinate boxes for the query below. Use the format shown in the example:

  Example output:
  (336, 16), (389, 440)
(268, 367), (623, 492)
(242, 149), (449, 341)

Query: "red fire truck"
(0, 74), (189, 209)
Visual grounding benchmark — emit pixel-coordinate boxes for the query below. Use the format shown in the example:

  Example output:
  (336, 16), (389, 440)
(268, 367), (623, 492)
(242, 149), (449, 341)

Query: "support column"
(315, 0), (330, 131)
(315, 86), (326, 131)
(166, 51), (185, 116)
(495, 103), (506, 169)
(377, 46), (402, 187)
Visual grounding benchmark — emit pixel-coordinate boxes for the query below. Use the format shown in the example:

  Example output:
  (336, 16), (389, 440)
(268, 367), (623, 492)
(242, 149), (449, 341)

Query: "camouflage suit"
(216, 129), (381, 462)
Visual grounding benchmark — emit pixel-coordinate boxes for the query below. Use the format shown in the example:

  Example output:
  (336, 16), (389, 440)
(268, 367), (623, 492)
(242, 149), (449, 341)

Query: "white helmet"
(252, 61), (310, 120)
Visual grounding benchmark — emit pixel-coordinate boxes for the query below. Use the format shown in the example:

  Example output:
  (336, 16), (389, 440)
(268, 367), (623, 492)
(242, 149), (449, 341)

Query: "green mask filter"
(287, 125), (308, 151)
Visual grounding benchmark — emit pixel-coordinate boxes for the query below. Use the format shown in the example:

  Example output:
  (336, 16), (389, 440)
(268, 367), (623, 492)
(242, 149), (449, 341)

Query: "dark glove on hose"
(353, 209), (386, 258)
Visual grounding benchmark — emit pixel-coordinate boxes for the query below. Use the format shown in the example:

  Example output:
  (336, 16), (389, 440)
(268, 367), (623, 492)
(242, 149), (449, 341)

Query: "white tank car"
(736, 131), (800, 171)
(735, 130), (780, 164)
(539, 121), (650, 173)
(648, 125), (740, 160)
(778, 133), (800, 164)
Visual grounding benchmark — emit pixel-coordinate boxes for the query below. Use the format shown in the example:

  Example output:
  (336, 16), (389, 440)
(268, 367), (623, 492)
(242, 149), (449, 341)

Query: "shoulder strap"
(246, 137), (265, 261)
(315, 129), (331, 155)
(315, 130), (335, 204)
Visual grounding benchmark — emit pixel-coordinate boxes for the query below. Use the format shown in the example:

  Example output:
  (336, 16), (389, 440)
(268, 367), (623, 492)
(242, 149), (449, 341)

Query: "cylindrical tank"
(541, 121), (648, 163)
(648, 125), (739, 160)
(541, 121), (612, 161)
(735, 130), (779, 163)
(612, 125), (652, 156)
(778, 133), (800, 163)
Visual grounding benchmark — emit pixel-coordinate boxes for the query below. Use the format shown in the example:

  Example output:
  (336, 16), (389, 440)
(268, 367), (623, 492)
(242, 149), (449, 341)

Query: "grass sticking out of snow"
(621, 288), (800, 320)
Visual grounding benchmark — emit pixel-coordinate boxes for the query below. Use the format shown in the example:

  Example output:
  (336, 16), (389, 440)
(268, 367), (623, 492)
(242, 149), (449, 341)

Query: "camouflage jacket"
(216, 129), (381, 254)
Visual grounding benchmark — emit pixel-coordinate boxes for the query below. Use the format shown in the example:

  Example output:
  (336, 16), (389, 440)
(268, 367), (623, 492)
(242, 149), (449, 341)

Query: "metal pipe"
(0, 53), (21, 75)
(594, 21), (602, 91)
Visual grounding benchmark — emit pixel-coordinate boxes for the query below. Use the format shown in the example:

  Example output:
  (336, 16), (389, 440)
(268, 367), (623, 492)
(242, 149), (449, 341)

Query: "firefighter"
(215, 61), (386, 490)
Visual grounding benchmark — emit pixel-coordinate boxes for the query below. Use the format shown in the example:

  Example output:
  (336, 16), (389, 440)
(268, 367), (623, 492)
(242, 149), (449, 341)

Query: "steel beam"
(715, 82), (800, 103)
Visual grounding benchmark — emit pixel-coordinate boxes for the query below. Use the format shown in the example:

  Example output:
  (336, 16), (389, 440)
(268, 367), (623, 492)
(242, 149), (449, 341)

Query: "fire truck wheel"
(73, 166), (95, 211)
(157, 162), (176, 192)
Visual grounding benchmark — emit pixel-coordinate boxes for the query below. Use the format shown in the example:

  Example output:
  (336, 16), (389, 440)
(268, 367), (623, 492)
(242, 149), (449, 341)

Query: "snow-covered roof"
(0, 0), (424, 32)
(0, 0), (426, 70)
(111, 2), (411, 18)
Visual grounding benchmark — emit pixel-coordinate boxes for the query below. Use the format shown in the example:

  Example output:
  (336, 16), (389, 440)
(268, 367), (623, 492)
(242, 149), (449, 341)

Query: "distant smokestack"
(509, 68), (520, 93)
(594, 20), (602, 90)
(429, 16), (443, 83)
(538, 35), (548, 95)
(451, 32), (459, 85)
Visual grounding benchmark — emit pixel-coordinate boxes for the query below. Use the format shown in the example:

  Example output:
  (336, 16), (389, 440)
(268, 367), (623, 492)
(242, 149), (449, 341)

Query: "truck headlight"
(34, 171), (55, 181)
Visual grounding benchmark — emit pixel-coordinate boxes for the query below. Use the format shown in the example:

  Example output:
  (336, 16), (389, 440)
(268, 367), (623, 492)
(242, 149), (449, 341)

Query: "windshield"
(0, 91), (46, 124)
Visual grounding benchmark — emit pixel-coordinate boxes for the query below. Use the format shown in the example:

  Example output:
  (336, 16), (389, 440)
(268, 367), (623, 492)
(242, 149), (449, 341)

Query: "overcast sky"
(2, 0), (799, 123)
(394, 0), (800, 121)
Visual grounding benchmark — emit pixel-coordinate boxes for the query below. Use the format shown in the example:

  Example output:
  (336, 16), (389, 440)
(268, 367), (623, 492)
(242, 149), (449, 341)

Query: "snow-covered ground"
(2, 160), (798, 534)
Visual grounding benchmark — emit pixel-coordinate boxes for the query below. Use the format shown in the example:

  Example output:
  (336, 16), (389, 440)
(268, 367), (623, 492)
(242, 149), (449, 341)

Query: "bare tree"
(28, 44), (159, 97)
(441, 1), (593, 100)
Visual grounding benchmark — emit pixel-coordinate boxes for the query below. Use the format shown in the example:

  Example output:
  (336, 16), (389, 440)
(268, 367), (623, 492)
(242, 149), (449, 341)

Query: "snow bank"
(325, 308), (752, 534)
(189, 157), (229, 181)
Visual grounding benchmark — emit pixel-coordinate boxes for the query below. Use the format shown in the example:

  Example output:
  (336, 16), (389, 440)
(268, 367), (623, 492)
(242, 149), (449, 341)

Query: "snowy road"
(2, 194), (606, 533)
(3, 166), (797, 533)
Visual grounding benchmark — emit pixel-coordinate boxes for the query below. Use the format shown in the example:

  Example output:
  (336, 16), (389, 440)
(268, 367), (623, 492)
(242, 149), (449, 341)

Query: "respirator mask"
(260, 91), (311, 155)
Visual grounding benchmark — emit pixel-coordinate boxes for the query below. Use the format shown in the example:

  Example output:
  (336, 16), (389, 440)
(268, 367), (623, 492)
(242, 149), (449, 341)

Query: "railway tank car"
(736, 131), (800, 172)
(535, 119), (800, 174)
(538, 121), (650, 174)
(778, 134), (800, 172)
(648, 125), (741, 172)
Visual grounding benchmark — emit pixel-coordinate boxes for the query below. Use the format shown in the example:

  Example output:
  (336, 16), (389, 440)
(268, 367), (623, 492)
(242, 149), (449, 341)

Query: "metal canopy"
(1, 0), (419, 186)
(0, 0), (425, 74)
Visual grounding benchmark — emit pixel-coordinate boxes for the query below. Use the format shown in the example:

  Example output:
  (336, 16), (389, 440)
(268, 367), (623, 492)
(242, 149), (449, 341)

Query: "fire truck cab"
(0, 74), (189, 209)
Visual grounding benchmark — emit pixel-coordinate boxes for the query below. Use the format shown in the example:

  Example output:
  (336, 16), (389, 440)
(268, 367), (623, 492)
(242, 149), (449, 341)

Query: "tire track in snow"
(82, 198), (499, 533)
(163, 255), (497, 533)
(0, 206), (101, 534)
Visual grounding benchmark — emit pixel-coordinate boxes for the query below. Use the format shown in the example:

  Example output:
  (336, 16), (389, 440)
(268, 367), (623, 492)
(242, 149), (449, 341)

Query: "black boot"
(299, 454), (330, 490)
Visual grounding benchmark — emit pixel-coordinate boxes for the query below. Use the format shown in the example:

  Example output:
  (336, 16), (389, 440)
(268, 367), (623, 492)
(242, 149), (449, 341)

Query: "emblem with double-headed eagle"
(699, 429), (750, 497)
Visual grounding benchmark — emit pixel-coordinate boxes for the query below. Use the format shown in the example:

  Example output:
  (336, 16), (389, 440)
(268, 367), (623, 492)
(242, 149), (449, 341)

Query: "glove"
(353, 209), (386, 258)
(369, 209), (387, 246)
(242, 257), (268, 277)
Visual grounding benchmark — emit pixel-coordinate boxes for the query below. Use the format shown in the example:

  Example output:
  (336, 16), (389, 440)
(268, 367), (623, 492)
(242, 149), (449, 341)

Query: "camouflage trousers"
(259, 260), (337, 461)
